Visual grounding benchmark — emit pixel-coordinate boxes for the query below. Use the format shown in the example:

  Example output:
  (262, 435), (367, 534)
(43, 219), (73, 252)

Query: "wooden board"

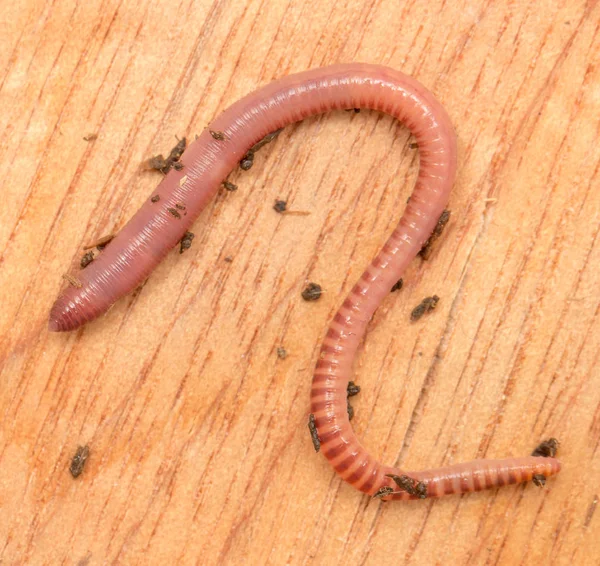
(1, 0), (599, 564)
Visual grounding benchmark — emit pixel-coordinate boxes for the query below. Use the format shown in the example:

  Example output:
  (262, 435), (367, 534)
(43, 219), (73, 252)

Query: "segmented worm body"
(49, 63), (561, 499)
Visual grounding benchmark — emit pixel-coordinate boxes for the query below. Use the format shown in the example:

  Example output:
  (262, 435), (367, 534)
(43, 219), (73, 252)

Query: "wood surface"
(1, 0), (599, 564)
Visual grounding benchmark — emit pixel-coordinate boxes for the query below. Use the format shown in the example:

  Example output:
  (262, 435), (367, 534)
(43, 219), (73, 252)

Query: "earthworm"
(48, 63), (561, 498)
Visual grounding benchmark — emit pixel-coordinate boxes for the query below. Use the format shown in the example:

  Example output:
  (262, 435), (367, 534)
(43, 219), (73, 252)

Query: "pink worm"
(49, 63), (561, 499)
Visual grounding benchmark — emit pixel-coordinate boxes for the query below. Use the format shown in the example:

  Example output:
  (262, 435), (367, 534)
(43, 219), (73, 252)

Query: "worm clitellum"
(49, 64), (561, 499)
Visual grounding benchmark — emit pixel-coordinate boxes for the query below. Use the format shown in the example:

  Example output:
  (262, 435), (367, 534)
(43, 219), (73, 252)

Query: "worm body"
(49, 64), (561, 498)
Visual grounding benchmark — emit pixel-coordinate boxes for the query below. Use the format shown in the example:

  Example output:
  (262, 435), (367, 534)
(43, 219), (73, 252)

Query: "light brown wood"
(1, 0), (599, 564)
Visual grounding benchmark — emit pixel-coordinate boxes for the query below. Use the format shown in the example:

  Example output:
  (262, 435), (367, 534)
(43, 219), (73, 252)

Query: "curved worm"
(49, 63), (561, 498)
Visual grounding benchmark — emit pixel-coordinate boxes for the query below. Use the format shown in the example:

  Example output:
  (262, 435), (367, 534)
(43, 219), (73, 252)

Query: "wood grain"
(1, 0), (599, 564)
